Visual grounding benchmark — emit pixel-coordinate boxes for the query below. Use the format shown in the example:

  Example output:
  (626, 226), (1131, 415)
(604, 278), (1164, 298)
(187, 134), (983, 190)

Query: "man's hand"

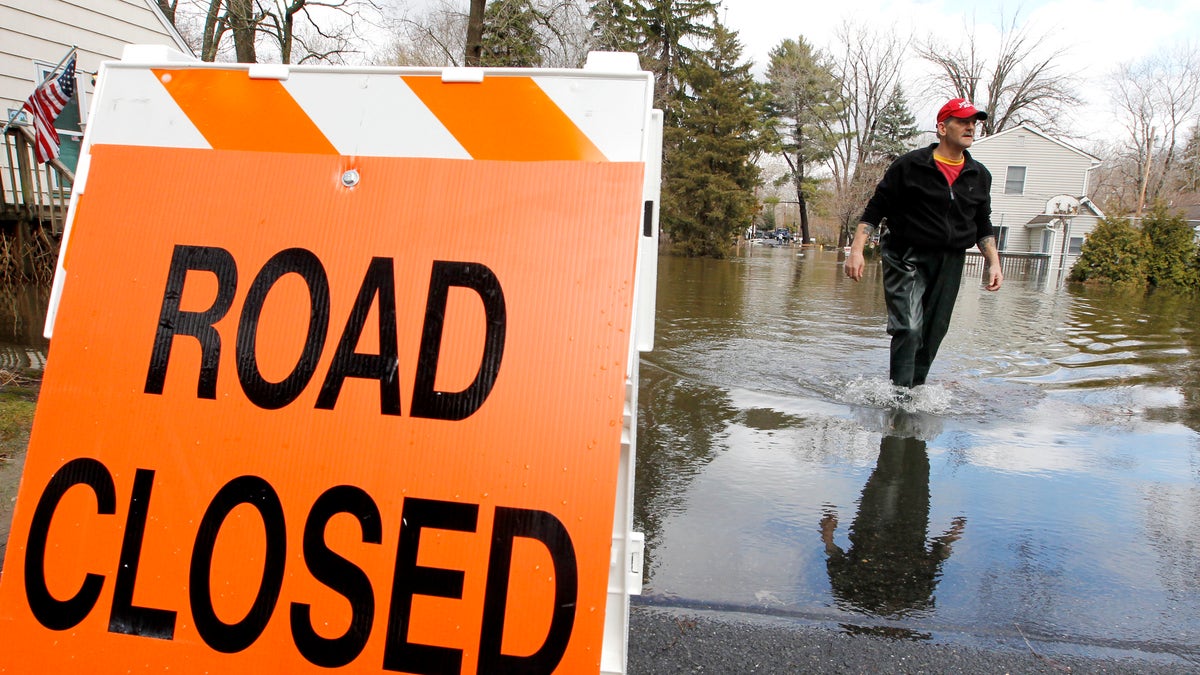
(978, 236), (1003, 291)
(845, 223), (874, 281)
(984, 264), (1003, 291)
(845, 250), (865, 281)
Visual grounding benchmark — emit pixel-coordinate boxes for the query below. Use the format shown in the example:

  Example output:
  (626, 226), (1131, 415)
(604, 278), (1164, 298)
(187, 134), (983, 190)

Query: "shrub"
(1069, 216), (1147, 286)
(1141, 204), (1200, 290)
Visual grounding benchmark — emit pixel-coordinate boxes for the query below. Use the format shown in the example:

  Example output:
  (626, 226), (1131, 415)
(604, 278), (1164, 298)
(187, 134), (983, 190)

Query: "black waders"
(881, 245), (966, 388)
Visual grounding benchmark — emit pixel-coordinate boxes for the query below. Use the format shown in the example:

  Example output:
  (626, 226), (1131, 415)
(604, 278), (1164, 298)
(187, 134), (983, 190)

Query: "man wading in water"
(845, 98), (1003, 389)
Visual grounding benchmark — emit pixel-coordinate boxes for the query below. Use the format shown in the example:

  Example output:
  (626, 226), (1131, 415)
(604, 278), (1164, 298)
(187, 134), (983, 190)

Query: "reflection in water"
(0, 284), (50, 372)
(821, 413), (964, 617)
(634, 362), (734, 573)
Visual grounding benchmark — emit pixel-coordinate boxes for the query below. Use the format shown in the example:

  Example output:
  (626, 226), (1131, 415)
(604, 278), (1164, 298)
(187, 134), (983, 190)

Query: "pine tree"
(588, 0), (643, 53)
(660, 21), (766, 257)
(638, 0), (716, 107)
(871, 85), (921, 163)
(764, 37), (843, 244)
(480, 0), (543, 67)
(588, 0), (717, 110)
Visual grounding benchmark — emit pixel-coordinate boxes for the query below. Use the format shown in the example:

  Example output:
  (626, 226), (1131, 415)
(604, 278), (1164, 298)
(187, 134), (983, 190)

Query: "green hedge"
(1070, 205), (1200, 291)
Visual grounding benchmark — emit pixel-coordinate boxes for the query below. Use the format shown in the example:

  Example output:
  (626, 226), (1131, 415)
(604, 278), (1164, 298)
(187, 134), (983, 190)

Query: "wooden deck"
(1, 125), (70, 283)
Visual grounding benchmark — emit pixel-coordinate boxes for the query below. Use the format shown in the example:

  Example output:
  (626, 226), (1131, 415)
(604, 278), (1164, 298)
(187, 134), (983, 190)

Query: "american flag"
(21, 55), (77, 165)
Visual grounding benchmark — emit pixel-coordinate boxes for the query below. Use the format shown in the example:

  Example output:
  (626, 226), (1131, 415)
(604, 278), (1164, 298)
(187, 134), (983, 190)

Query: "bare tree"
(826, 22), (909, 245)
(229, 0), (259, 62)
(528, 0), (590, 68)
(1086, 139), (1141, 214)
(282, 0), (387, 64)
(158, 0), (180, 25)
(1108, 44), (1200, 216)
(199, 0), (233, 61)
(918, 12), (1081, 137)
(385, 0), (589, 68)
(385, 0), (469, 66)
(179, 0), (382, 64)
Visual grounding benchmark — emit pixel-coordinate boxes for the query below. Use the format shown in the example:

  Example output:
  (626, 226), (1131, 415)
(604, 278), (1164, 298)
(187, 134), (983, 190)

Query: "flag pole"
(36, 44), (77, 87)
(1, 46), (77, 135)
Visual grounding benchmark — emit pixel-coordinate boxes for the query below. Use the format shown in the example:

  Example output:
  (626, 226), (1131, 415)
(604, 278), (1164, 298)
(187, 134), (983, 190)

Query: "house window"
(995, 225), (1009, 250)
(1041, 229), (1054, 253)
(1005, 166), (1026, 195)
(1068, 236), (1083, 255)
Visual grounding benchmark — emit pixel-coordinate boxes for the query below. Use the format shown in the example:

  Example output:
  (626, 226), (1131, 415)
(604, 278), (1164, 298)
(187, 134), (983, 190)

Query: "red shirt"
(935, 154), (964, 184)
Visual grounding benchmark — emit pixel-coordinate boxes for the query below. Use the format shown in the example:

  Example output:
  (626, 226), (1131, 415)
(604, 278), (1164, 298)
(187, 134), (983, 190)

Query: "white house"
(1, 0), (191, 203)
(969, 124), (1104, 273)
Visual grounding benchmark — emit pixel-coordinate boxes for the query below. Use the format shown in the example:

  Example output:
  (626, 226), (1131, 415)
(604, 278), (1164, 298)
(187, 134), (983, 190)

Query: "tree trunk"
(796, 180), (811, 244)
(230, 0), (257, 63)
(281, 12), (294, 63)
(1136, 128), (1154, 218)
(465, 0), (486, 66)
(839, 216), (853, 248)
(157, 0), (176, 25)
(201, 0), (222, 62)
(781, 150), (812, 244)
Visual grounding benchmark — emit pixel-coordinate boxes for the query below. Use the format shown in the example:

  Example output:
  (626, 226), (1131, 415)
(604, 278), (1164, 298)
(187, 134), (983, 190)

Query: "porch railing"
(965, 251), (1050, 279)
(2, 123), (75, 235)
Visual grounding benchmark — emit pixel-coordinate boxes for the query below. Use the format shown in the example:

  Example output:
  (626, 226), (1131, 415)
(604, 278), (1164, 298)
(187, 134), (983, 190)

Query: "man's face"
(939, 116), (978, 147)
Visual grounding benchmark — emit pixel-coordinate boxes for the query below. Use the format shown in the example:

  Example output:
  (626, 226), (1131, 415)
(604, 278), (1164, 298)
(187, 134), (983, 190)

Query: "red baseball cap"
(937, 98), (988, 124)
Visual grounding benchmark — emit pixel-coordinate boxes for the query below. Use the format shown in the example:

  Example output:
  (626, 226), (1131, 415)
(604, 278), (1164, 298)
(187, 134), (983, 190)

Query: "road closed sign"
(0, 49), (658, 674)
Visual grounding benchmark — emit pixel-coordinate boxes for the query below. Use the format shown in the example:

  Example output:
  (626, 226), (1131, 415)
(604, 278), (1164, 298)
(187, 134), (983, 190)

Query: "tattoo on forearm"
(979, 235), (997, 255)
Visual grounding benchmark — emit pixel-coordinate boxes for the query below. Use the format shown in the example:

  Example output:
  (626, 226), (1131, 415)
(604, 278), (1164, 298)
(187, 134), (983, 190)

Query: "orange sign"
(0, 144), (643, 673)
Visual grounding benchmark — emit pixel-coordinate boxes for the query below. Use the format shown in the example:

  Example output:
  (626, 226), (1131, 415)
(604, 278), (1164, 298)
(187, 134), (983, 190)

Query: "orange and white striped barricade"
(0, 46), (660, 675)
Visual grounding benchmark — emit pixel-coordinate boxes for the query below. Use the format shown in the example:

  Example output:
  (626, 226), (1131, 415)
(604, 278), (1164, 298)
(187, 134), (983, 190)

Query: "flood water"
(635, 247), (1200, 663)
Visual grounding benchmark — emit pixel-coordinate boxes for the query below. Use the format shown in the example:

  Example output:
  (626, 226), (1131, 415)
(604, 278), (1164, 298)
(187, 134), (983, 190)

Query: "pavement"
(626, 603), (1200, 674)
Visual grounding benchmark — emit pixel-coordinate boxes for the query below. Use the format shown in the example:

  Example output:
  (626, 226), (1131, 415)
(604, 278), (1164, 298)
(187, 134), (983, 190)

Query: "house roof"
(975, 123), (1102, 166)
(1079, 196), (1105, 218)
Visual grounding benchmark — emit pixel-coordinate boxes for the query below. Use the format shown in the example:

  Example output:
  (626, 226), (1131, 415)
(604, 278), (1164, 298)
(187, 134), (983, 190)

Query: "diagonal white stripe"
(284, 72), (471, 159)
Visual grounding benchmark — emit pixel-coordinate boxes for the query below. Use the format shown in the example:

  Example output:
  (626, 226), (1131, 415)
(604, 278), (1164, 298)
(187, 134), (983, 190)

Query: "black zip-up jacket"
(859, 144), (994, 252)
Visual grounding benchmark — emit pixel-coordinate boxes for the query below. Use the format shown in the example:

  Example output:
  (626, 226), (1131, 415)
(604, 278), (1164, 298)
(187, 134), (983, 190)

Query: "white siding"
(970, 125), (1101, 272)
(1, 0), (190, 124)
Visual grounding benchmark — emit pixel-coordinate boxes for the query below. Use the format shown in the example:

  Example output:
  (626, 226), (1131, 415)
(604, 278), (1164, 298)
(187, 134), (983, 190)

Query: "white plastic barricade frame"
(0, 46), (659, 675)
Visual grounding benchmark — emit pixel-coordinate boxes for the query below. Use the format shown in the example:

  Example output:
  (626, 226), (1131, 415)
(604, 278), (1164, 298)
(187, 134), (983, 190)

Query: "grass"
(0, 367), (38, 566)
(0, 373), (38, 571)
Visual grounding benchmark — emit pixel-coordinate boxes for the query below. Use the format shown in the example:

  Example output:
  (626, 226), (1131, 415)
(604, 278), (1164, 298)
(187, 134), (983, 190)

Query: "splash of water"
(839, 376), (954, 415)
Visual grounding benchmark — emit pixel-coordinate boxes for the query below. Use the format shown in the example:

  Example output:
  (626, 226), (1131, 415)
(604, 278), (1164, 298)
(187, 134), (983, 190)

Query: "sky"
(719, 0), (1200, 146)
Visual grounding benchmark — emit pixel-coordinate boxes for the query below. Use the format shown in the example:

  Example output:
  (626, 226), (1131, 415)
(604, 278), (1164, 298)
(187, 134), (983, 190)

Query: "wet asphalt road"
(626, 604), (1199, 674)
